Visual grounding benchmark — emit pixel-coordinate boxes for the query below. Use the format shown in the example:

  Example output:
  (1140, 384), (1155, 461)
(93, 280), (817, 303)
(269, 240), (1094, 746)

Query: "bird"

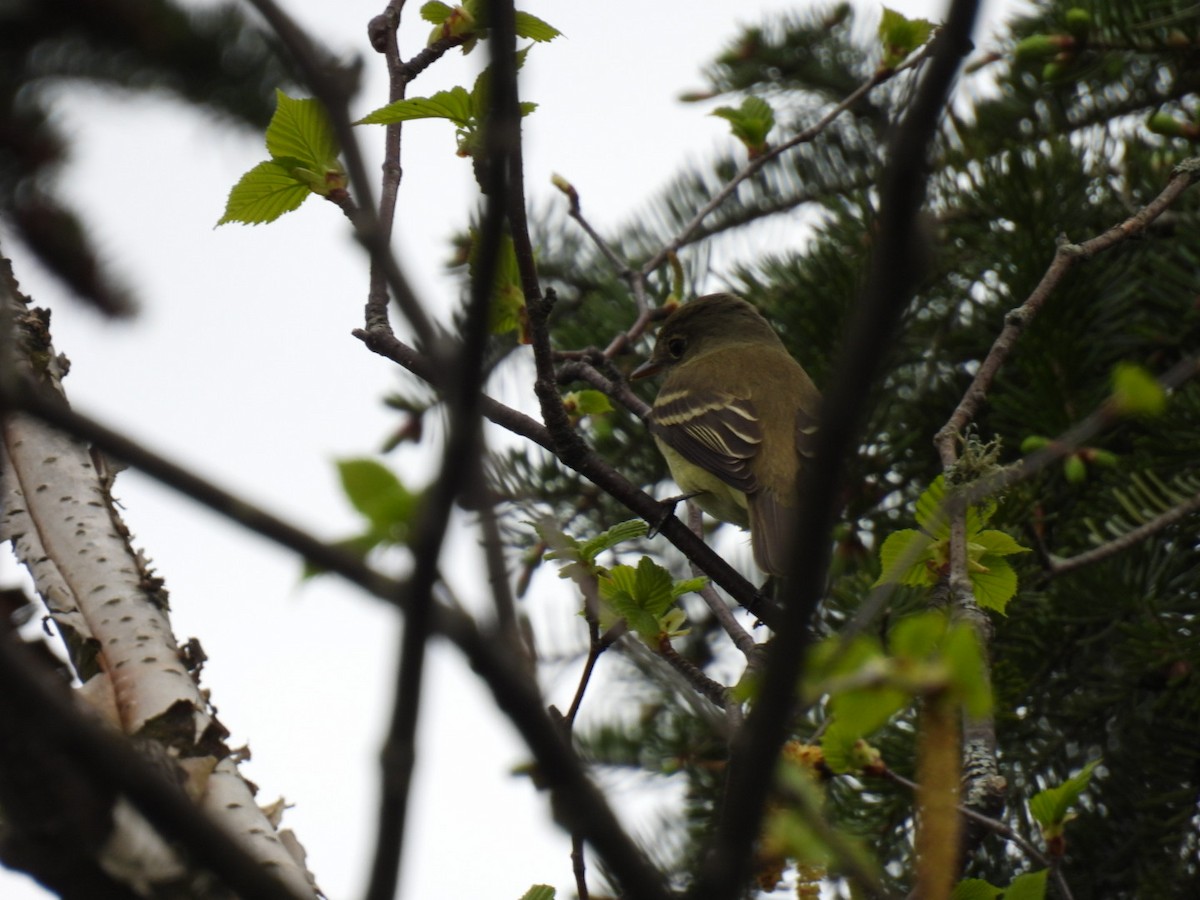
(631, 293), (820, 576)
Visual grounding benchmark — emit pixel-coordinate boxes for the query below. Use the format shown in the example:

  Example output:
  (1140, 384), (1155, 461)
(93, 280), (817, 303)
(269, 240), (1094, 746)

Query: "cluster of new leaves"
(542, 518), (706, 646)
(808, 612), (991, 775)
(219, 91), (347, 225)
(218, 3), (560, 226)
(875, 477), (1031, 613)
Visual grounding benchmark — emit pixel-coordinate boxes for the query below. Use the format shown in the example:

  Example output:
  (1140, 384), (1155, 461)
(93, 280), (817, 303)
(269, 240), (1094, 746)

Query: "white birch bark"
(0, 270), (318, 897)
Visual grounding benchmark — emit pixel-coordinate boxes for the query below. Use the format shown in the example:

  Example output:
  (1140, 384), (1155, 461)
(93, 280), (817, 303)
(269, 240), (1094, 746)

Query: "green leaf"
(878, 6), (934, 68)
(632, 556), (674, 617)
(821, 723), (881, 775)
(876, 477), (1027, 607)
(807, 633), (884, 683)
(1020, 434), (1050, 453)
(518, 887), (555, 900)
(217, 160), (311, 225)
(1062, 454), (1087, 483)
(422, 1), (476, 44)
(829, 680), (908, 740)
(599, 564), (659, 642)
(266, 90), (339, 170)
(357, 86), (474, 127)
(1029, 760), (1100, 837)
(874, 528), (936, 586)
(1005, 869), (1049, 900)
(974, 529), (1030, 557)
(671, 576), (708, 598)
(599, 557), (678, 644)
(711, 96), (775, 155)
(941, 623), (993, 717)
(1014, 34), (1064, 61)
(490, 283), (526, 336)
(468, 230), (527, 337)
(514, 11), (561, 42)
(336, 458), (416, 540)
(890, 610), (948, 660)
(566, 389), (614, 417)
(420, 1), (455, 24)
(301, 533), (379, 579)
(1111, 362), (1166, 417)
(950, 878), (1003, 900)
(969, 557), (1018, 613)
(819, 719), (862, 774)
(576, 519), (648, 561)
(914, 475), (951, 535)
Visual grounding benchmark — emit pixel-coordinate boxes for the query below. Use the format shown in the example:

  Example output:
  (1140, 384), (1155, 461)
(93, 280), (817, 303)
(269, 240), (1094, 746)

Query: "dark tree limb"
(690, 4), (981, 897)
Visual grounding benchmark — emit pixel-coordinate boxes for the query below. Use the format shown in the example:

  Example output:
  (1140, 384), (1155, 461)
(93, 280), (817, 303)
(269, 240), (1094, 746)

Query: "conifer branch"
(1047, 486), (1200, 578)
(935, 157), (1200, 466)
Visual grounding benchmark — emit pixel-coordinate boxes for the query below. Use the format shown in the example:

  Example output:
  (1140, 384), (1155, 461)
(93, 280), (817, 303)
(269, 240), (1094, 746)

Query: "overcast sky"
(1, 1), (1019, 897)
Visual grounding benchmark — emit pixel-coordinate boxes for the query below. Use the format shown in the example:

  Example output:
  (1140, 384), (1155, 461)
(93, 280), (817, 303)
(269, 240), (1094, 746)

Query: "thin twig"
(396, 33), (470, 81)
(686, 503), (762, 665)
(657, 636), (731, 711)
(558, 179), (639, 290)
(556, 357), (651, 418)
(474, 469), (528, 657)
(364, 0), (408, 334)
(640, 50), (932, 279)
(882, 768), (1075, 900)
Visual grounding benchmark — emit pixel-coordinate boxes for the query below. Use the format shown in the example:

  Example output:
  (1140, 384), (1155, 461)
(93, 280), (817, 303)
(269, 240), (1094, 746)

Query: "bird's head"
(631, 293), (781, 380)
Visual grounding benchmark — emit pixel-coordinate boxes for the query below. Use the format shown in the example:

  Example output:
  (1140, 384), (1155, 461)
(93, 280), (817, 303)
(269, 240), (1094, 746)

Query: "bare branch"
(686, 503), (762, 666)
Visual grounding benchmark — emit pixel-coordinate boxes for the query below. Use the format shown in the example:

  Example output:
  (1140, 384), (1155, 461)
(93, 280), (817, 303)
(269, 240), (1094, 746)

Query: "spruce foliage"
(493, 1), (1200, 895)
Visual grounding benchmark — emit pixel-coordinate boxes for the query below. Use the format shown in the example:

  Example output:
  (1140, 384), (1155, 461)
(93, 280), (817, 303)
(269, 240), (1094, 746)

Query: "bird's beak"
(630, 357), (664, 380)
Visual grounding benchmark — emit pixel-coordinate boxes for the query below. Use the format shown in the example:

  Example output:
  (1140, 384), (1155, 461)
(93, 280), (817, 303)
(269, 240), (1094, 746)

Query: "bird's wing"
(795, 403), (819, 460)
(647, 387), (761, 493)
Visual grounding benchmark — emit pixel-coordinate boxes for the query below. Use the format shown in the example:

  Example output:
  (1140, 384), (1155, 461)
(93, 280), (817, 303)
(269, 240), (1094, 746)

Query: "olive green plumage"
(633, 293), (820, 575)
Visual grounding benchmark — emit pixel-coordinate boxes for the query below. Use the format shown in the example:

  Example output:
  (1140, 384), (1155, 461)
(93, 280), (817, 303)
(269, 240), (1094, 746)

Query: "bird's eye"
(667, 336), (687, 358)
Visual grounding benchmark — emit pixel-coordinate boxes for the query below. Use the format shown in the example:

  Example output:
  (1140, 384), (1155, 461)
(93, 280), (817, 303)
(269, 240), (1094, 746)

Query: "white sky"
(1, 1), (1020, 897)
